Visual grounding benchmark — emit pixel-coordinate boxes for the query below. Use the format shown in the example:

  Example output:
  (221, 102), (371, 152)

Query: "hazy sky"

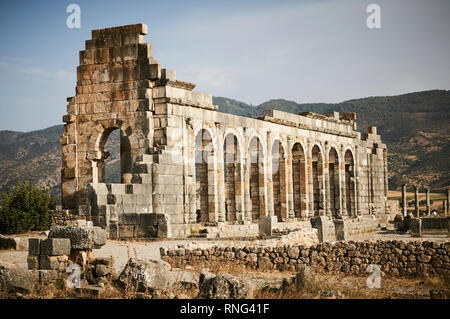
(0, 0), (449, 131)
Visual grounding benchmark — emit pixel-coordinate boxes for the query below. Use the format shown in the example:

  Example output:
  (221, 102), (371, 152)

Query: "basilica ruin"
(60, 24), (390, 239)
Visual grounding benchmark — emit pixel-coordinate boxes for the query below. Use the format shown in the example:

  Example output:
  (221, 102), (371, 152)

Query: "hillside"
(0, 90), (448, 202)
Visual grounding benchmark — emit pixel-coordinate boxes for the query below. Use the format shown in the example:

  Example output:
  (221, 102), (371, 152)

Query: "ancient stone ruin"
(61, 23), (390, 239)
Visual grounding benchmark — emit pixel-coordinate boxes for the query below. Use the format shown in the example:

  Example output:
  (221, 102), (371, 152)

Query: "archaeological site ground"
(0, 17), (449, 309)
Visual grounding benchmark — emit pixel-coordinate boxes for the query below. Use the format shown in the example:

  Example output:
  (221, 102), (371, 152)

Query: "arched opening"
(311, 145), (324, 216)
(344, 149), (356, 216)
(292, 143), (307, 218)
(249, 136), (265, 220)
(272, 140), (286, 221)
(224, 133), (241, 222)
(328, 147), (340, 218)
(96, 127), (132, 184)
(195, 129), (214, 223)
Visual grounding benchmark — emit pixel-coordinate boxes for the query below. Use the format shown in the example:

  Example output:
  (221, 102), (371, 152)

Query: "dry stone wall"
(161, 240), (450, 277)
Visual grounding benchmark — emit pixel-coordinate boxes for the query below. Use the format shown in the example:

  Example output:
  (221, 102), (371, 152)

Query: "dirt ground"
(1, 229), (449, 299)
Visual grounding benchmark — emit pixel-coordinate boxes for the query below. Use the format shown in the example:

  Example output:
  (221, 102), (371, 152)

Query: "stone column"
(243, 134), (252, 222)
(414, 185), (419, 217)
(426, 188), (431, 216)
(266, 131), (273, 216)
(324, 145), (331, 217)
(216, 132), (226, 223)
(286, 137), (295, 219)
(447, 189), (450, 216)
(401, 184), (407, 217)
(444, 200), (448, 216)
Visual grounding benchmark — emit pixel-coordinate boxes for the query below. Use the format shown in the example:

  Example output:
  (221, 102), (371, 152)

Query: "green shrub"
(0, 181), (57, 234)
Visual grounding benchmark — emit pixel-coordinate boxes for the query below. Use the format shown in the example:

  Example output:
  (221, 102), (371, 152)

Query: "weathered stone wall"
(161, 240), (450, 277)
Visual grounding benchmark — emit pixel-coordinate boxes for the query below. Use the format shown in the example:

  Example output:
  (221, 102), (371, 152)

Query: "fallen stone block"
(198, 273), (254, 299)
(48, 225), (107, 249)
(0, 261), (35, 293)
(118, 258), (172, 292)
(40, 238), (71, 256)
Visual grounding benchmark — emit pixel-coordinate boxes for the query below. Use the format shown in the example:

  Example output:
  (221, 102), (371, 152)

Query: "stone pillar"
(426, 188), (431, 216)
(243, 139), (252, 222)
(286, 137), (295, 219)
(401, 184), (407, 217)
(447, 189), (450, 216)
(444, 200), (447, 216)
(216, 133), (226, 223)
(266, 131), (274, 216)
(324, 145), (331, 217)
(354, 146), (361, 216)
(414, 185), (419, 217)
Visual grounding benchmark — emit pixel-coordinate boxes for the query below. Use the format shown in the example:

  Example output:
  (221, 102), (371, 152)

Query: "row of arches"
(195, 129), (356, 223)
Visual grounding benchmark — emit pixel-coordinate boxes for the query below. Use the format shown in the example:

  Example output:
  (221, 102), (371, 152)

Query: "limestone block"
(28, 238), (41, 256)
(310, 216), (330, 242)
(49, 226), (107, 250)
(258, 216), (278, 236)
(333, 219), (348, 241)
(40, 238), (71, 256)
(119, 213), (140, 225)
(39, 255), (60, 270)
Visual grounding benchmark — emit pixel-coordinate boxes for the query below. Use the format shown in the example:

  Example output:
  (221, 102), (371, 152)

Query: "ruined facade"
(61, 24), (389, 238)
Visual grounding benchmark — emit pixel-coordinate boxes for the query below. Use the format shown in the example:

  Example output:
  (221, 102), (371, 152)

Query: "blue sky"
(0, 0), (449, 131)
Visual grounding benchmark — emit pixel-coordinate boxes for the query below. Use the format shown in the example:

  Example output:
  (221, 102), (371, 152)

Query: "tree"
(0, 181), (57, 234)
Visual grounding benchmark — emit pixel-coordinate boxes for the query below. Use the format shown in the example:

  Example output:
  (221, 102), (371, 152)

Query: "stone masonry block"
(40, 238), (71, 256)
(258, 215), (278, 236)
(140, 213), (157, 226)
(119, 213), (140, 225)
(49, 226), (107, 250)
(310, 216), (330, 242)
(27, 256), (39, 270)
(39, 255), (60, 270)
(28, 238), (41, 256)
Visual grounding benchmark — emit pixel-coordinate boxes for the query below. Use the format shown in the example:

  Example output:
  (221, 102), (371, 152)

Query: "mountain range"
(0, 89), (448, 201)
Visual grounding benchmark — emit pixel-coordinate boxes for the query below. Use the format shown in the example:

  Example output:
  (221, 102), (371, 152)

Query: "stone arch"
(328, 147), (340, 217)
(292, 142), (307, 218)
(311, 144), (324, 216)
(344, 149), (356, 217)
(249, 136), (265, 220)
(92, 123), (133, 184)
(271, 139), (287, 221)
(194, 126), (217, 151)
(247, 132), (266, 157)
(195, 129), (215, 222)
(223, 133), (242, 222)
